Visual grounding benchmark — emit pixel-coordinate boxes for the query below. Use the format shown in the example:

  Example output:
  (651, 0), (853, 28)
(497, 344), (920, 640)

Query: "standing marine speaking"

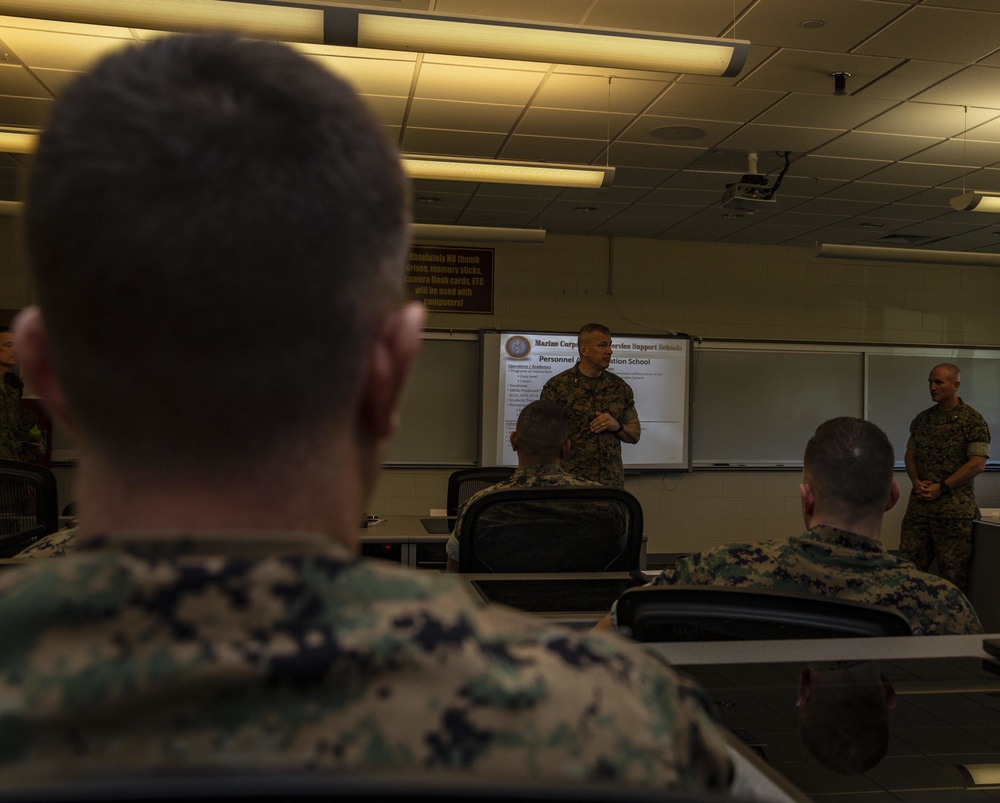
(540, 323), (640, 486)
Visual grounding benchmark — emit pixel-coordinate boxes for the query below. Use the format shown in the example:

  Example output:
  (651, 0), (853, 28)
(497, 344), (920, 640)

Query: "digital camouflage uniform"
(540, 364), (637, 487)
(14, 526), (77, 558)
(900, 400), (991, 592)
(446, 464), (600, 564)
(0, 380), (31, 461)
(611, 525), (982, 636)
(0, 531), (733, 790)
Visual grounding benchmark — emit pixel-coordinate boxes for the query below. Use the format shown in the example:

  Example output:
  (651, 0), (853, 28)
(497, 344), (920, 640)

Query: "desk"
(648, 634), (1000, 799)
(646, 632), (995, 667)
(359, 515), (451, 569)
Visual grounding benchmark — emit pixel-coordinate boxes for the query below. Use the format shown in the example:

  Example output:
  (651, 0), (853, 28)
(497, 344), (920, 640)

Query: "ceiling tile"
(735, 0), (908, 50)
(856, 6), (1000, 62)
(646, 83), (784, 122)
(813, 131), (940, 161)
(858, 102), (996, 138)
(408, 99), (524, 133)
(754, 94), (897, 129)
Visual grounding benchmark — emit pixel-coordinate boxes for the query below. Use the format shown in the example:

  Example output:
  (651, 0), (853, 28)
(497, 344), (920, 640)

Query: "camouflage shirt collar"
(930, 397), (965, 417)
(573, 361), (608, 382)
(804, 524), (884, 553)
(73, 529), (347, 560)
(512, 464), (568, 479)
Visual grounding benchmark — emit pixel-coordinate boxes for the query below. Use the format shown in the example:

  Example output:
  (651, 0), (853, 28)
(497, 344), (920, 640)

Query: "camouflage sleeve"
(539, 376), (561, 404)
(653, 550), (730, 586)
(967, 409), (990, 457)
(623, 380), (637, 422)
(14, 527), (77, 559)
(951, 590), (984, 634)
(903, 582), (985, 635)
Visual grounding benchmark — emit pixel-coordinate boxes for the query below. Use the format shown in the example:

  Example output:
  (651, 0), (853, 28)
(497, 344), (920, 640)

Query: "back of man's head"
(804, 417), (894, 519)
(23, 34), (408, 474)
(515, 400), (570, 461)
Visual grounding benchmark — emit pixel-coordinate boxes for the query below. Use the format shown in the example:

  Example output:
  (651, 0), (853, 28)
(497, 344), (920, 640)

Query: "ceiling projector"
(719, 151), (791, 214)
(720, 180), (777, 213)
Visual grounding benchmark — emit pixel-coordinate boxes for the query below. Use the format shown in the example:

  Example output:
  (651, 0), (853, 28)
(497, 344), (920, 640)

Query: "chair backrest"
(458, 486), (643, 573)
(0, 458), (59, 558)
(615, 585), (913, 641)
(446, 466), (516, 517)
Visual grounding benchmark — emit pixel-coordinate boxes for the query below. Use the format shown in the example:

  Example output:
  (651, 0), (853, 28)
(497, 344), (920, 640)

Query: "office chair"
(614, 585), (913, 642)
(457, 486), (643, 573)
(446, 466), (516, 518)
(0, 458), (59, 558)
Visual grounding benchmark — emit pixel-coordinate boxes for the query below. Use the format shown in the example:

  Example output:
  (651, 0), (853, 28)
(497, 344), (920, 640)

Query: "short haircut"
(577, 323), (610, 352)
(934, 362), (960, 381)
(803, 418), (894, 518)
(515, 400), (569, 458)
(24, 34), (408, 473)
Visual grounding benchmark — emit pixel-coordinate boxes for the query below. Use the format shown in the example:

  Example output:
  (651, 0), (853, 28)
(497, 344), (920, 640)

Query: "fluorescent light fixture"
(411, 224), (545, 244)
(325, 6), (749, 77)
(0, 131), (37, 154)
(812, 242), (1000, 267)
(1, 0), (323, 42)
(403, 156), (614, 189)
(0, 201), (23, 217)
(951, 191), (1000, 213)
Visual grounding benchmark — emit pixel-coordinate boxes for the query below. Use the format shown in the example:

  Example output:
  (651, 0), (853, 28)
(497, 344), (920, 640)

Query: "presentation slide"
(480, 330), (691, 470)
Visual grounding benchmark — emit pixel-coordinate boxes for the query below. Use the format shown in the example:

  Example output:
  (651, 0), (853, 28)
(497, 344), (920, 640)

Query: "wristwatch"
(940, 479), (950, 494)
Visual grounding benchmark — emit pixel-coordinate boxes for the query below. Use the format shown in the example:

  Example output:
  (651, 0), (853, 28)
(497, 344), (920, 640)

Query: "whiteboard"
(690, 345), (864, 466)
(386, 332), (479, 465)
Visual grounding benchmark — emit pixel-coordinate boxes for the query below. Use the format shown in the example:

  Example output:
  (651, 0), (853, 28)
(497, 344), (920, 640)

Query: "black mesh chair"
(446, 466), (516, 517)
(0, 458), (59, 558)
(614, 585), (913, 642)
(457, 486), (643, 573)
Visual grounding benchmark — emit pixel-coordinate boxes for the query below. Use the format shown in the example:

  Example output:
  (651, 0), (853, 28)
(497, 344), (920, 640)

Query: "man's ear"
(360, 301), (425, 440)
(886, 480), (900, 512)
(510, 431), (519, 452)
(12, 307), (75, 433)
(559, 438), (571, 459)
(800, 482), (816, 520)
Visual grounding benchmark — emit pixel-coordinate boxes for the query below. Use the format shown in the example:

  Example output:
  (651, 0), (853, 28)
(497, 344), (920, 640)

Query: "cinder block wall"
(372, 233), (1000, 554)
(6, 216), (996, 552)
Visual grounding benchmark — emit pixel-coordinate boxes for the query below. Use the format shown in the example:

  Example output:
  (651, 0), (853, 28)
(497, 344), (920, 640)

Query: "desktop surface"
(682, 650), (1000, 800)
(419, 516), (455, 534)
